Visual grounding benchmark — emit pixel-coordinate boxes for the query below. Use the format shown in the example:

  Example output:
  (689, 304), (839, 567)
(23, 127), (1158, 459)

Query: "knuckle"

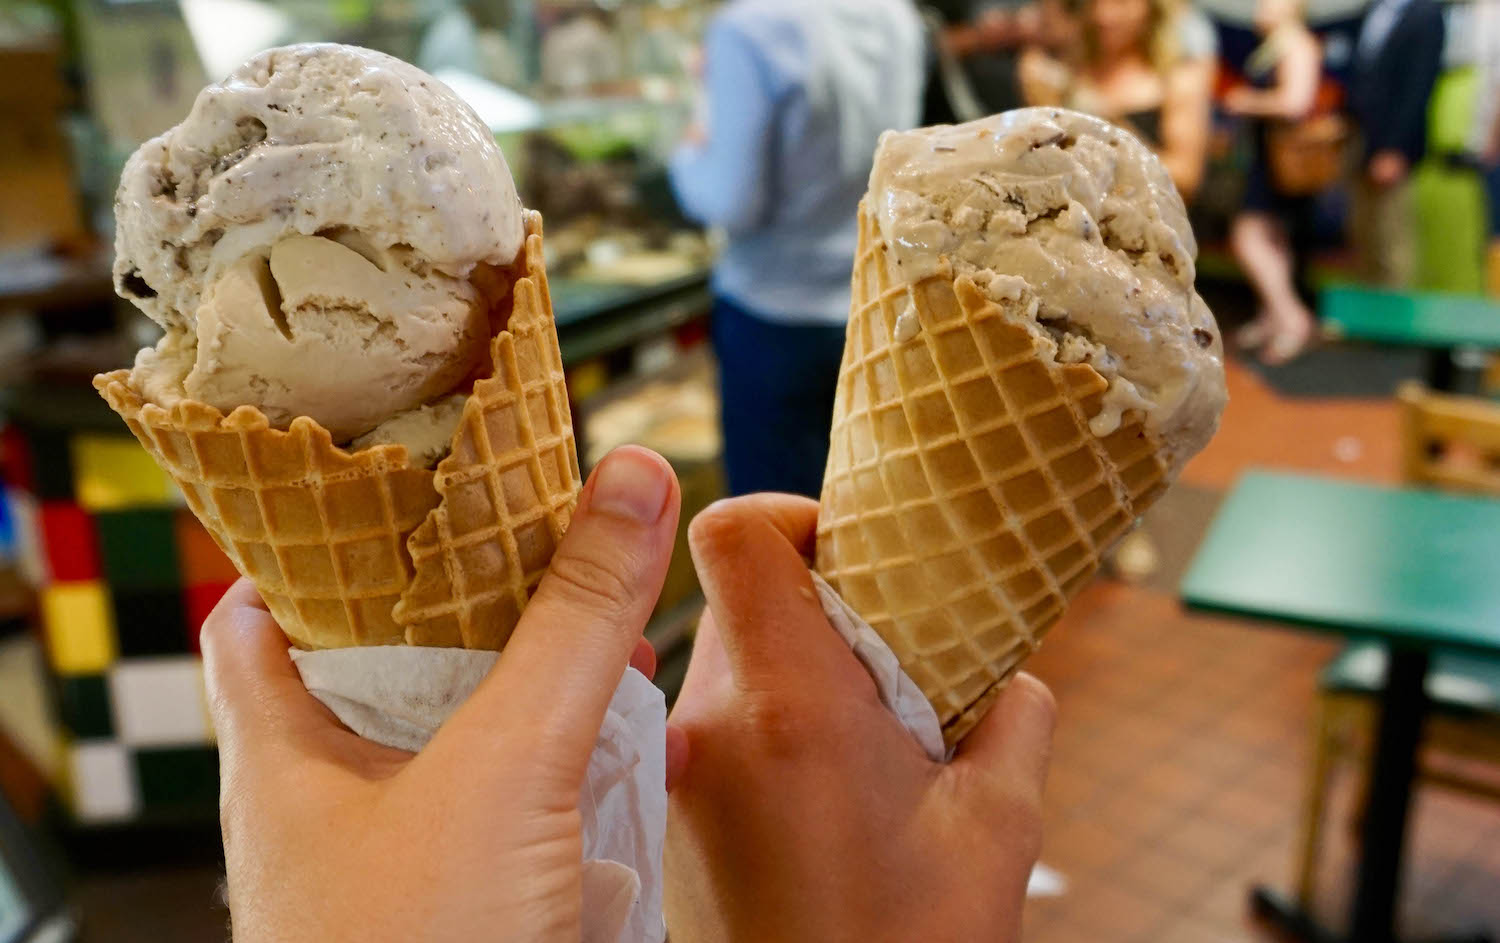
(975, 787), (1045, 862)
(738, 693), (818, 758)
(544, 549), (639, 616)
(687, 500), (747, 558)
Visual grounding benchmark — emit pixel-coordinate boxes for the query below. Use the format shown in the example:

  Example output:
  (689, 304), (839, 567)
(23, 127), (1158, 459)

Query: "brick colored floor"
(1020, 357), (1500, 941)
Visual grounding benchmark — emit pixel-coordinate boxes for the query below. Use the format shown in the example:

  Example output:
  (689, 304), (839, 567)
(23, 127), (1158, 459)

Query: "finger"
(200, 579), (350, 754)
(949, 673), (1057, 805)
(688, 494), (871, 693)
(630, 637), (657, 680)
(432, 446), (680, 781)
(670, 607), (731, 713)
(664, 724), (689, 792)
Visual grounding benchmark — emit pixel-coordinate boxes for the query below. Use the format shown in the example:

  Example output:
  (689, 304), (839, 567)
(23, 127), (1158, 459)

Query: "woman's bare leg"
(1231, 212), (1313, 364)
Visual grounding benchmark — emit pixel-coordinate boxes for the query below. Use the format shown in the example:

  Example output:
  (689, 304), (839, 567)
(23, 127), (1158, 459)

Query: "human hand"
(204, 446), (681, 943)
(1368, 149), (1409, 187)
(976, 8), (1017, 46)
(664, 495), (1057, 943)
(1222, 86), (1254, 116)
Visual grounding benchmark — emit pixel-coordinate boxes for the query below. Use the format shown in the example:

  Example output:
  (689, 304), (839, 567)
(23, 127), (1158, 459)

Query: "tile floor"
(1020, 357), (1500, 941)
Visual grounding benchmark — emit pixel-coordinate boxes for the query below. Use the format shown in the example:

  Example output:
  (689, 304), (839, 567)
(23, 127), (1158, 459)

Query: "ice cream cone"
(816, 202), (1170, 747)
(394, 220), (581, 649)
(94, 212), (580, 650)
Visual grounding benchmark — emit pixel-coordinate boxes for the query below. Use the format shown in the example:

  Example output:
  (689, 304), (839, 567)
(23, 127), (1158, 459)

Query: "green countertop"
(1181, 471), (1500, 655)
(1321, 285), (1500, 350)
(549, 272), (711, 365)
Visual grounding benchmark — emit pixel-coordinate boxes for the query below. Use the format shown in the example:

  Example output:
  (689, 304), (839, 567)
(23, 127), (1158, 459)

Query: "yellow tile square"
(42, 582), (117, 675)
(73, 436), (174, 511)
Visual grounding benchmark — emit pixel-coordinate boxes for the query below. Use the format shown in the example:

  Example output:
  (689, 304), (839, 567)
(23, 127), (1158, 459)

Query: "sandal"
(1235, 319), (1271, 351)
(1259, 326), (1312, 366)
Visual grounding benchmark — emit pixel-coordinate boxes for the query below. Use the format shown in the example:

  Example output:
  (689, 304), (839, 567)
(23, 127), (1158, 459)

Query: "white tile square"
(69, 741), (138, 822)
(108, 657), (210, 747)
(5, 489), (46, 586)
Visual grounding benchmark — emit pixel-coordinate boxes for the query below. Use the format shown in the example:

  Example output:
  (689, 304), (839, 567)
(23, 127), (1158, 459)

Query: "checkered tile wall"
(2, 420), (231, 825)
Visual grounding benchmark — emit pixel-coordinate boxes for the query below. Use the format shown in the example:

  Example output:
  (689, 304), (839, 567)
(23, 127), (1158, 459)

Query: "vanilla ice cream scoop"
(114, 43), (525, 445)
(869, 107), (1226, 469)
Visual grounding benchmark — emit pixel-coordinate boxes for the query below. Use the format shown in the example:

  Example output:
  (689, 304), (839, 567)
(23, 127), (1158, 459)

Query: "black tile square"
(29, 431), (74, 501)
(134, 746), (219, 812)
(110, 589), (190, 657)
(56, 675), (114, 738)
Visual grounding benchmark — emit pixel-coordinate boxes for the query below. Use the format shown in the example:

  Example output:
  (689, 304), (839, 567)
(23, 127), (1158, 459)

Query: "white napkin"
(291, 647), (666, 943)
(810, 573), (948, 763)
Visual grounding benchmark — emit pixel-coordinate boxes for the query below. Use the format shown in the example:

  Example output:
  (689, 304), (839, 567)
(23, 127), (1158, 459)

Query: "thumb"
(949, 674), (1057, 815)
(426, 447), (681, 786)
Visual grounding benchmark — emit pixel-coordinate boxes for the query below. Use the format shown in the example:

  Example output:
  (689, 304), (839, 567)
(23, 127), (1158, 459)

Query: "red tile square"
(176, 513), (240, 586)
(1, 424), (34, 492)
(184, 582), (233, 652)
(39, 501), (101, 581)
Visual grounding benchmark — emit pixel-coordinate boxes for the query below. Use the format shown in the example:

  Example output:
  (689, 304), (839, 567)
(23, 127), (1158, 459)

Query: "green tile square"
(95, 509), (182, 591)
(56, 675), (113, 738)
(133, 746), (219, 812)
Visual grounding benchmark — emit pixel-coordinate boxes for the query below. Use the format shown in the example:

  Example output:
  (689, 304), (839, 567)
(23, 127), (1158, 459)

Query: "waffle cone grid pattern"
(817, 204), (1168, 746)
(91, 381), (438, 649)
(394, 243), (582, 650)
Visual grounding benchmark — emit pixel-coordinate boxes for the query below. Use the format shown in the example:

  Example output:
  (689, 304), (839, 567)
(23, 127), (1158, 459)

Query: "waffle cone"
(94, 211), (580, 650)
(817, 202), (1169, 747)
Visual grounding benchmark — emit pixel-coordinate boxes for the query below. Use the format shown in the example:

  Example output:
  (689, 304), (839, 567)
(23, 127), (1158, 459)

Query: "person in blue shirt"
(669, 0), (927, 499)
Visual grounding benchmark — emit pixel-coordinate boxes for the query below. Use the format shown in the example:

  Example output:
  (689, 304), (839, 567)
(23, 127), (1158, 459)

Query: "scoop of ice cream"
(132, 233), (495, 441)
(114, 43), (524, 442)
(351, 393), (469, 469)
(869, 107), (1226, 468)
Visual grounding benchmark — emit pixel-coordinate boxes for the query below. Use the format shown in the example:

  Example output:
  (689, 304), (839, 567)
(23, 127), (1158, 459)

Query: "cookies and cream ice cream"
(113, 43), (525, 458)
(868, 107), (1226, 470)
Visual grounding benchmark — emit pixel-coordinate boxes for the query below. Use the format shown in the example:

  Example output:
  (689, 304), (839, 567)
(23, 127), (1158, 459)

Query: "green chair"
(1413, 67), (1487, 295)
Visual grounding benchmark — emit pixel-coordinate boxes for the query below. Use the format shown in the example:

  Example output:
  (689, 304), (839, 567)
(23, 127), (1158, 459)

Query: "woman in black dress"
(1223, 0), (1322, 365)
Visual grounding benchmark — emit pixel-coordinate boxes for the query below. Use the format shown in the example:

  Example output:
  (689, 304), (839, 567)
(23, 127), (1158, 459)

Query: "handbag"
(1265, 80), (1349, 196)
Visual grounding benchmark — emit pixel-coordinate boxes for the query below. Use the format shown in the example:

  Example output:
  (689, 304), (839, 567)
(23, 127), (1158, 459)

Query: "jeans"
(711, 296), (847, 499)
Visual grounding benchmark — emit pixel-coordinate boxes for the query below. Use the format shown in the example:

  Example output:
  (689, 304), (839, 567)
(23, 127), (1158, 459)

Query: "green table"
(1182, 471), (1500, 943)
(1321, 286), (1500, 390)
(551, 272), (712, 366)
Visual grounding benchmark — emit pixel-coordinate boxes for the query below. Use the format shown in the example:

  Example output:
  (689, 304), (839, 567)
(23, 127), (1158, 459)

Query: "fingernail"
(591, 448), (670, 523)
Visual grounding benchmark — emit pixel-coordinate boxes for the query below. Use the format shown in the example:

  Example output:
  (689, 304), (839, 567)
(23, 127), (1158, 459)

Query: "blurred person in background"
(1475, 0), (1500, 295)
(924, 1), (1040, 122)
(1019, 0), (1211, 199)
(1224, 0), (1322, 364)
(1347, 0), (1445, 287)
(416, 1), (520, 86)
(669, 0), (925, 498)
